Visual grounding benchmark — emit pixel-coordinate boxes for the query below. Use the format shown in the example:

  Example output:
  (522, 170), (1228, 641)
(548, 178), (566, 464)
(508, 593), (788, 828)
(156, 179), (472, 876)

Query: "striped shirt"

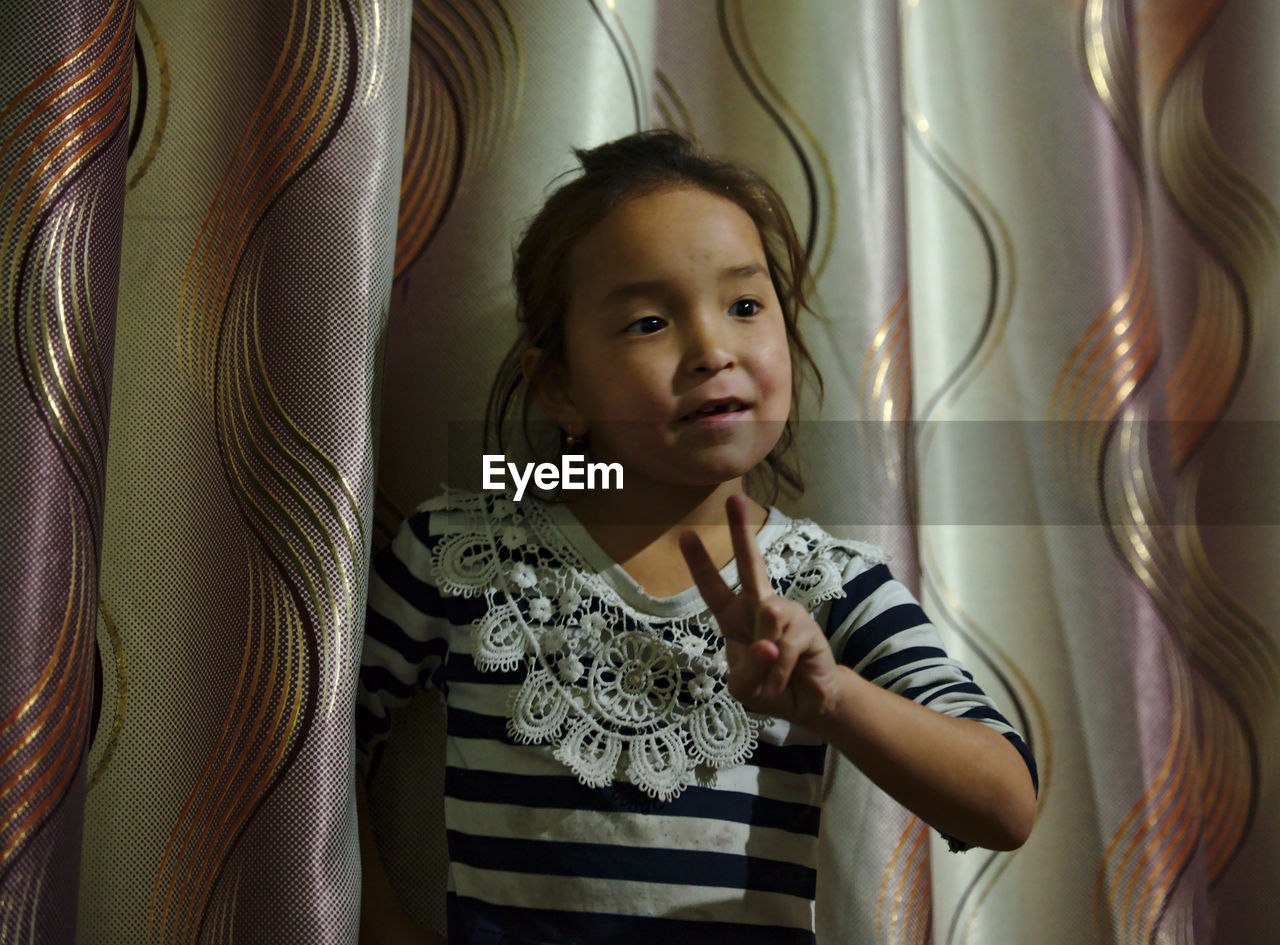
(357, 491), (1037, 944)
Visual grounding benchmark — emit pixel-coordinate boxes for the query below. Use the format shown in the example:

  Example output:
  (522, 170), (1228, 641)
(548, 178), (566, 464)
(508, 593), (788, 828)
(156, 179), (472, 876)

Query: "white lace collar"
(540, 496), (793, 618)
(420, 487), (888, 801)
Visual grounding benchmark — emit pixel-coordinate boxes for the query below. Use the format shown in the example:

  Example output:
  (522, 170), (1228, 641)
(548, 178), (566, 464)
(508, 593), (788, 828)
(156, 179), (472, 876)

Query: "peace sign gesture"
(678, 494), (843, 726)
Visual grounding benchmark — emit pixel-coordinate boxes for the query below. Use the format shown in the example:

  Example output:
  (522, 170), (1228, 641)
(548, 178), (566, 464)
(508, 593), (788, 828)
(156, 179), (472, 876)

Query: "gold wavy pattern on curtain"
(1095, 642), (1198, 945)
(179, 0), (349, 399)
(1136, 0), (1222, 118)
(1173, 457), (1280, 718)
(0, 0), (119, 876)
(355, 0), (384, 104)
(395, 0), (521, 279)
(1189, 673), (1250, 880)
(21, 194), (113, 534)
(127, 1), (171, 191)
(1070, 4), (1275, 932)
(1159, 47), (1280, 465)
(148, 549), (307, 945)
(1103, 415), (1180, 611)
(86, 597), (129, 792)
(1060, 0), (1153, 490)
(396, 44), (457, 278)
(1152, 0), (1280, 880)
(430, 0), (520, 179)
(224, 244), (364, 717)
(861, 286), (911, 426)
(2, 190), (107, 878)
(875, 816), (930, 945)
(1049, 215), (1156, 495)
(204, 857), (244, 944)
(177, 0), (365, 714)
(1092, 417), (1202, 944)
(918, 546), (1052, 945)
(859, 284), (912, 486)
(1083, 0), (1140, 163)
(901, 0), (1016, 437)
(0, 506), (94, 875)
(156, 2), (372, 937)
(1094, 408), (1271, 928)
(588, 0), (645, 131)
(1173, 459), (1280, 837)
(902, 6), (1039, 940)
(0, 0), (133, 318)
(717, 0), (836, 277)
(1072, 18), (1198, 935)
(1166, 260), (1240, 466)
(0, 842), (53, 939)
(653, 68), (697, 141)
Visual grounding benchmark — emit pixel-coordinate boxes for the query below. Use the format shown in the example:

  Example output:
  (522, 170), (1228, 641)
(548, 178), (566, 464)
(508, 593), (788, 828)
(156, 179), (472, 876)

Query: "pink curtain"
(1, 1), (1276, 942)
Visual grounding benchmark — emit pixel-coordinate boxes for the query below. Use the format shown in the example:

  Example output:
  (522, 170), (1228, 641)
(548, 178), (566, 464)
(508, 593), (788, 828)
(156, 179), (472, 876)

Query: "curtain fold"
(61, 1), (413, 942)
(0, 1), (1276, 942)
(0, 0), (135, 941)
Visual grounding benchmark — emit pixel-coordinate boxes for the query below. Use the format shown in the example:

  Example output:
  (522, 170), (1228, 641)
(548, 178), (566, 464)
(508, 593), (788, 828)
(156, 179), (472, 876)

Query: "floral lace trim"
(419, 487), (889, 801)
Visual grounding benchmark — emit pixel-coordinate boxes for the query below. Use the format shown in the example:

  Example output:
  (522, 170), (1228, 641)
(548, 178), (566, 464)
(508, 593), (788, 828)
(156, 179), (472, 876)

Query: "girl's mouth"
(681, 402), (749, 425)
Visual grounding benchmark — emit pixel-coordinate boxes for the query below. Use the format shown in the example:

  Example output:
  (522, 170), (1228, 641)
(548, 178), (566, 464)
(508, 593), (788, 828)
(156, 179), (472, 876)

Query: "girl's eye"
(625, 315), (666, 334)
(730, 299), (763, 317)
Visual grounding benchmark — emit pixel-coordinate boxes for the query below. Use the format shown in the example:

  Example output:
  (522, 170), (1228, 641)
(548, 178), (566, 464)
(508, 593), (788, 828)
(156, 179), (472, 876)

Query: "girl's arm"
(680, 495), (1037, 852)
(356, 772), (446, 945)
(807, 665), (1035, 850)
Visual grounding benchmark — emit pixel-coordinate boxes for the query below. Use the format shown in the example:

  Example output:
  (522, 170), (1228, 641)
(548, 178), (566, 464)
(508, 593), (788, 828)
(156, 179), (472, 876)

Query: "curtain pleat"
(0, 1), (134, 942)
(63, 1), (412, 942)
(0, 1), (1275, 942)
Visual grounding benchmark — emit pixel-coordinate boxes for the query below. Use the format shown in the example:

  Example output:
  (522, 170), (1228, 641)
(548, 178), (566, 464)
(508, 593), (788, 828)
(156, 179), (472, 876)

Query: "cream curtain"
(1, 1), (1276, 943)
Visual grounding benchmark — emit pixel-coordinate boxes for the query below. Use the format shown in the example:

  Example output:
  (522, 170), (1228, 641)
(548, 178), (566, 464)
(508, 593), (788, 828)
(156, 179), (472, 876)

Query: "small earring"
(563, 430), (588, 452)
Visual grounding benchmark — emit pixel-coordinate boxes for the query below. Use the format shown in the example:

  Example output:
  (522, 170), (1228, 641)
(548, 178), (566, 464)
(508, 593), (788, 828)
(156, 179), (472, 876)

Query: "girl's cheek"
(758, 344), (792, 398)
(606, 379), (666, 422)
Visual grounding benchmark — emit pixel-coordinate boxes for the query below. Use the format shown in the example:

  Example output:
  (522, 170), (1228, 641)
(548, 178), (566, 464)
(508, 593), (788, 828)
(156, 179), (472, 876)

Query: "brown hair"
(483, 129), (825, 504)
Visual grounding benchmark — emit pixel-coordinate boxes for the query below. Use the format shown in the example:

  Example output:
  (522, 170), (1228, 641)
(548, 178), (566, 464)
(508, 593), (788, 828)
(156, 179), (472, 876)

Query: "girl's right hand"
(679, 493), (843, 728)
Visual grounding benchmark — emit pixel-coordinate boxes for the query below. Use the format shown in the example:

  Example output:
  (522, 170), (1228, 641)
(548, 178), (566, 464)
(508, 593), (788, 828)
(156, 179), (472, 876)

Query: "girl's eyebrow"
(601, 279), (669, 306)
(601, 263), (767, 306)
(721, 262), (765, 281)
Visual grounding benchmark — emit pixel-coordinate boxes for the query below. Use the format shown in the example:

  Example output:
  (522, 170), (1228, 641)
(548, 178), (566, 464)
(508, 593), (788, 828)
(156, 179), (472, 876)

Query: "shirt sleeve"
(822, 554), (1039, 850)
(356, 508), (454, 775)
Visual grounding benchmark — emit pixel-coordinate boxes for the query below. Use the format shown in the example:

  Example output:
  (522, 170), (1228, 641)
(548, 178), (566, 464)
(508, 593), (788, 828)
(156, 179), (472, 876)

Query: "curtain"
(1, 1), (1276, 942)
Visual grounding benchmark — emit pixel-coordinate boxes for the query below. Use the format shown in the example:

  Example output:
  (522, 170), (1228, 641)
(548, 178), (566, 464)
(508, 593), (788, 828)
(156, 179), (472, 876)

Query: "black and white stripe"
(357, 502), (1037, 943)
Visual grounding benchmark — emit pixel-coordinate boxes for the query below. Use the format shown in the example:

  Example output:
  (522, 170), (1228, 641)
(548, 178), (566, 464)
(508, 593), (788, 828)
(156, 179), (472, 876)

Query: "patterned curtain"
(1, 1), (1275, 943)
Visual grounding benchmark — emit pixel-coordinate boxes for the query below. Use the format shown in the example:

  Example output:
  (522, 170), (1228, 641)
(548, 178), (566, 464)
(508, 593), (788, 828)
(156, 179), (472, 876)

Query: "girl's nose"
(682, 313), (736, 374)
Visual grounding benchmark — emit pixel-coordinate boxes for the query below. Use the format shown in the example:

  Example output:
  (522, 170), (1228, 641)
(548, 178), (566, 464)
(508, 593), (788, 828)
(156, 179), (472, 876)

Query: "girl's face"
(546, 185), (793, 492)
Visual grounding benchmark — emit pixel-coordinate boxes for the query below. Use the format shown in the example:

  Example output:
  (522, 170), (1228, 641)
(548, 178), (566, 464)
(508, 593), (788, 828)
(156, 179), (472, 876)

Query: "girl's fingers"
(754, 595), (791, 643)
(727, 494), (772, 604)
(728, 640), (778, 702)
(752, 601), (799, 697)
(762, 623), (803, 699)
(678, 529), (736, 618)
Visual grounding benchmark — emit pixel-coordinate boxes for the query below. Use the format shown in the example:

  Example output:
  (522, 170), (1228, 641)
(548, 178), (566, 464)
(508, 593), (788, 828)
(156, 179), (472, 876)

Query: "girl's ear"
(520, 348), (588, 437)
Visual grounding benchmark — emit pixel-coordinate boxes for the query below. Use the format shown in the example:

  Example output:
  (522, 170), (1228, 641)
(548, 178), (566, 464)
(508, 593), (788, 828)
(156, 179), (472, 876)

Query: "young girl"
(355, 131), (1038, 945)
